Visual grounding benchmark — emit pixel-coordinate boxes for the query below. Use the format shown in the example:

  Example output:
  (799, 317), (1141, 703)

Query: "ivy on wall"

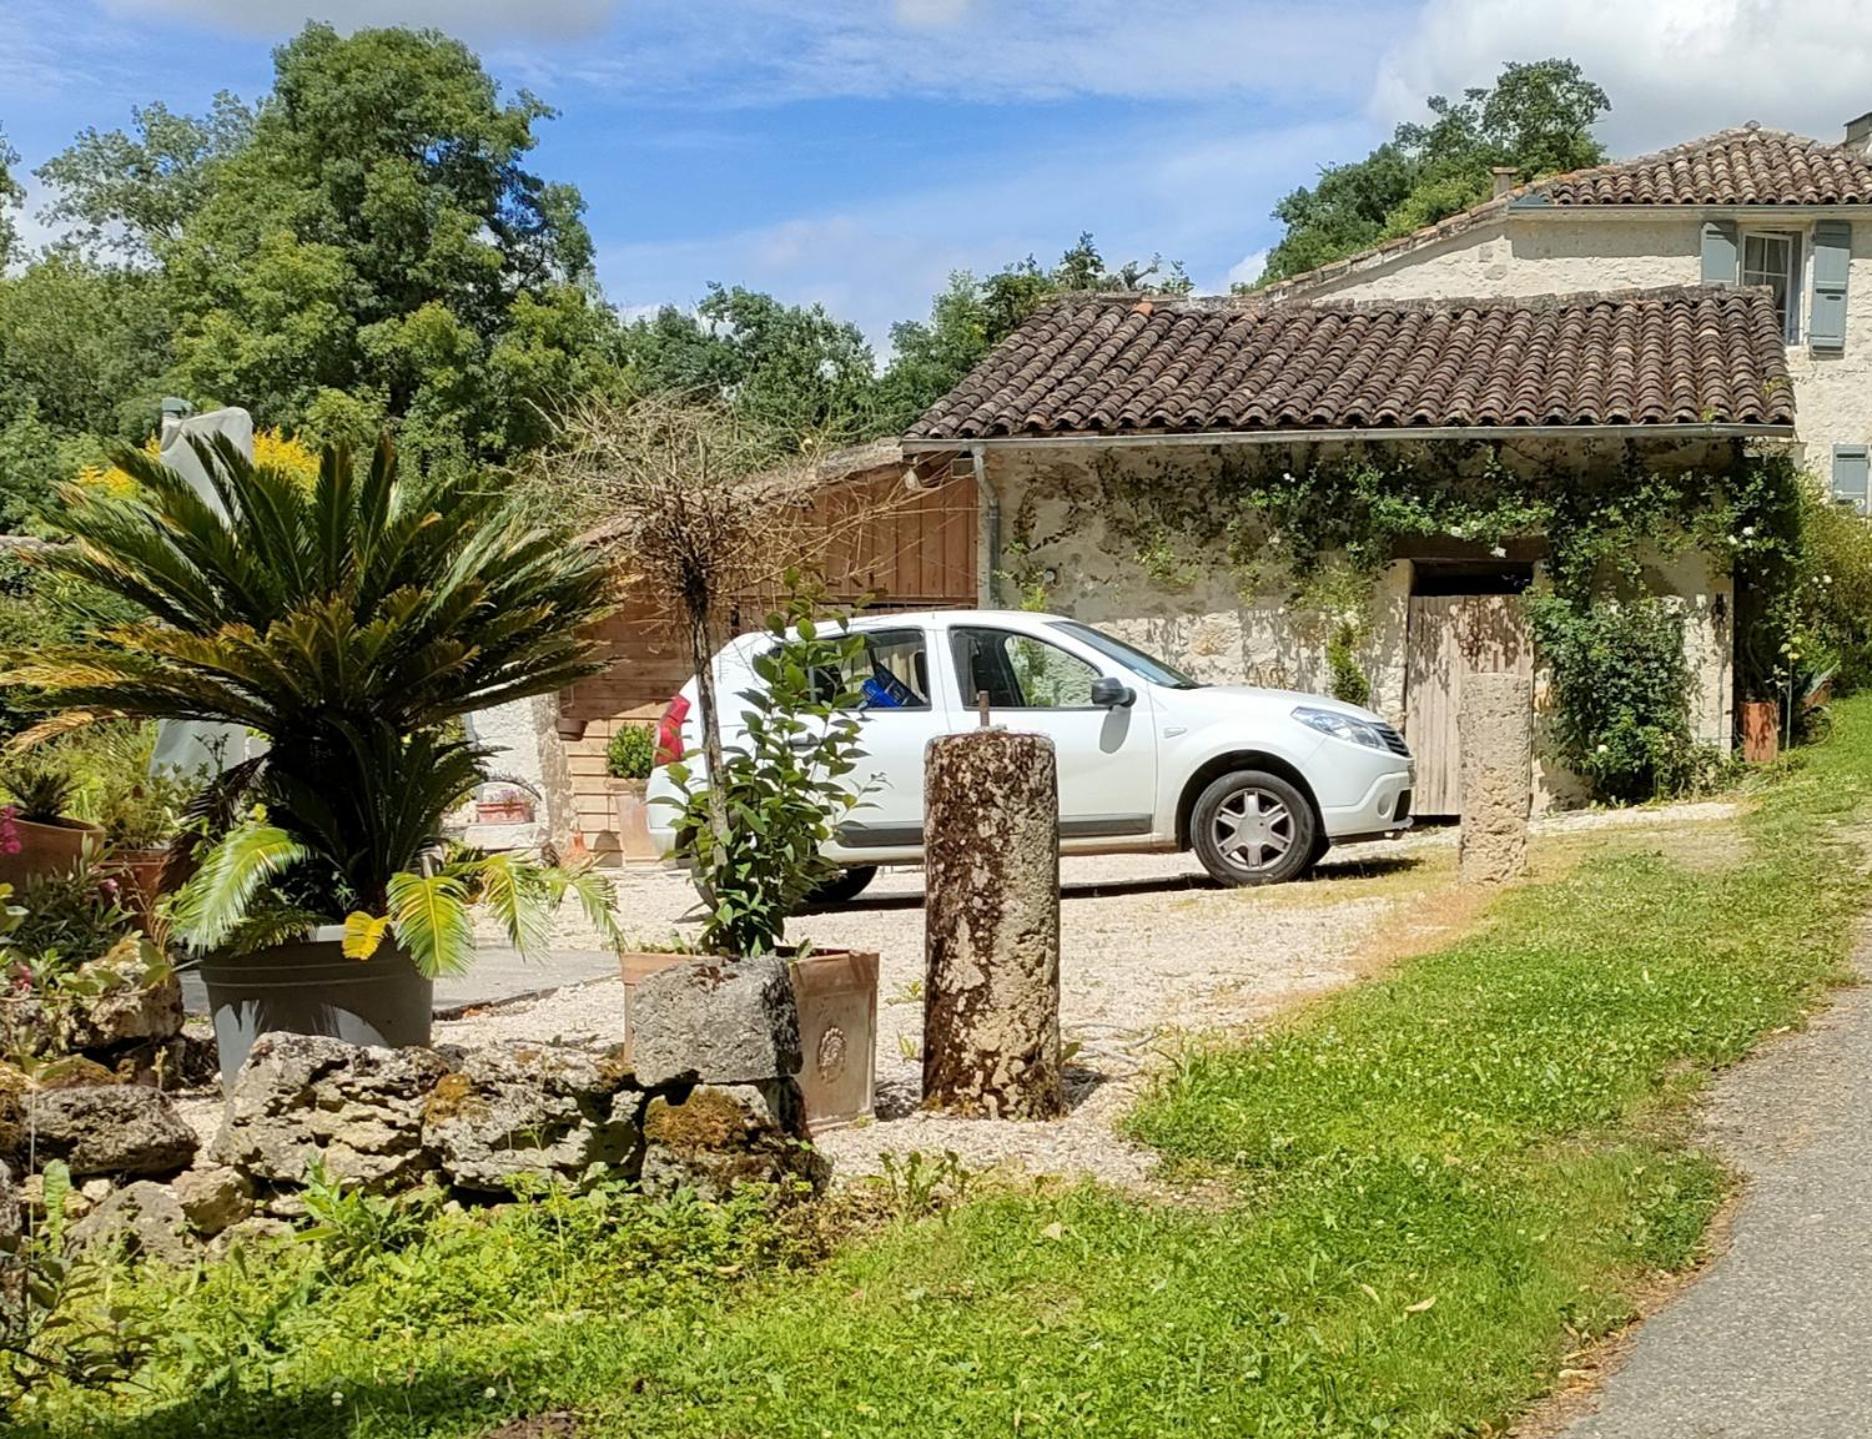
(1004, 438), (1829, 801)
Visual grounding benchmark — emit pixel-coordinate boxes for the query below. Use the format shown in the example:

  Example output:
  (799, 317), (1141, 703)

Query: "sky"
(3, 0), (1872, 354)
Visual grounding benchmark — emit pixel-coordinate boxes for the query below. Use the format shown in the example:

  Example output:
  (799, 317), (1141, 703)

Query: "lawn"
(26, 698), (1872, 1439)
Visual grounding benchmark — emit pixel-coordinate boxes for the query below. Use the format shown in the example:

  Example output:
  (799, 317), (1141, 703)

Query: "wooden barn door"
(1404, 596), (1533, 816)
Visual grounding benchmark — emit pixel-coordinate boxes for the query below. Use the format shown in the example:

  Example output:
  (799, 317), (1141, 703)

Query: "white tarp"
(149, 406), (265, 777)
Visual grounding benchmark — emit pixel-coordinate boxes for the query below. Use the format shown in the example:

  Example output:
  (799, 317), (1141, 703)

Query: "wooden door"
(1404, 596), (1534, 815)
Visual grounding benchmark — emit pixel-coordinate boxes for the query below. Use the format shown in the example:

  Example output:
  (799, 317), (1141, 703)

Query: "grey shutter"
(1834, 445), (1870, 513)
(1701, 219), (1739, 284)
(1810, 220), (1852, 351)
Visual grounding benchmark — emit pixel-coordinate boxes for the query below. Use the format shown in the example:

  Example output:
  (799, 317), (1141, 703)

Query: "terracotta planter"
(609, 777), (658, 861)
(475, 795), (535, 824)
(107, 847), (173, 936)
(617, 946), (880, 1133)
(0, 815), (103, 890)
(1741, 699), (1780, 764)
(200, 928), (434, 1086)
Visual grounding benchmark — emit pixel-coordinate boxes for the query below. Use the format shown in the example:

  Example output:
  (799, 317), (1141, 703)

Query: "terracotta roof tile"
(1534, 125), (1872, 206)
(905, 287), (1795, 441)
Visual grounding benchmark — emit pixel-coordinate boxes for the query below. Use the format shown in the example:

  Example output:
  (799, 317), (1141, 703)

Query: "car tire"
(803, 865), (878, 907)
(1191, 770), (1319, 887)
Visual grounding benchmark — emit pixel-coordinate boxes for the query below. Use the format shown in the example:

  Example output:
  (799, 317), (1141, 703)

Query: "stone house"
(901, 284), (1794, 813)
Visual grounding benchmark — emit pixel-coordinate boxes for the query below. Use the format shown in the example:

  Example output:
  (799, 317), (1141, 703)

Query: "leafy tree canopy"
(618, 285), (879, 450)
(876, 233), (1191, 432)
(1257, 58), (1609, 286)
(0, 126), (21, 269)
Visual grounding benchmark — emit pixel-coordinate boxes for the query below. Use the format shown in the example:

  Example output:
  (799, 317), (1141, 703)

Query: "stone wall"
(985, 438), (1737, 809)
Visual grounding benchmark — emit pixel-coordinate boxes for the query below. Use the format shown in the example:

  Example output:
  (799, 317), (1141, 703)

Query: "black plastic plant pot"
(200, 927), (434, 1087)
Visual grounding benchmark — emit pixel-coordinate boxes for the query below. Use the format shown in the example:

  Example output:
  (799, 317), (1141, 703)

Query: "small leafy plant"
(664, 587), (871, 956)
(0, 760), (75, 826)
(606, 724), (656, 780)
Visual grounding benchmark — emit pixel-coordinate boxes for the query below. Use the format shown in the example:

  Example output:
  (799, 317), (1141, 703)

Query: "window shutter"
(1834, 445), (1870, 513)
(1810, 220), (1852, 352)
(1701, 220), (1739, 284)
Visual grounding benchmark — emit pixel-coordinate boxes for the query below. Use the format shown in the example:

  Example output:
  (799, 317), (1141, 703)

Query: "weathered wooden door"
(1404, 596), (1534, 815)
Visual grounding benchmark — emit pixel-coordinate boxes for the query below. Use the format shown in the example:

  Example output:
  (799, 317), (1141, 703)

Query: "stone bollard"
(1459, 673), (1534, 884)
(922, 729), (1067, 1120)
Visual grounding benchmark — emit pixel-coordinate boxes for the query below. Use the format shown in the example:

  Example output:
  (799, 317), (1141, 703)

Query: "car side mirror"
(1090, 676), (1136, 708)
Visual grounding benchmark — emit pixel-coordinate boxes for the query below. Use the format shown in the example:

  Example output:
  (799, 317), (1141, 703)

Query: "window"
(795, 628), (931, 711)
(950, 628), (1100, 709)
(1048, 620), (1202, 688)
(1741, 231), (1802, 343)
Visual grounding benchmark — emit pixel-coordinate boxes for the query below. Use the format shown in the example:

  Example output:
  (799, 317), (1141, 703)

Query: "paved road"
(1561, 942), (1872, 1439)
(177, 946), (621, 1019)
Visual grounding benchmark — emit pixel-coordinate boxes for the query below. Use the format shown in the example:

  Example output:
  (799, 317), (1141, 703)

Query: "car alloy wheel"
(1191, 768), (1318, 886)
(1212, 787), (1294, 873)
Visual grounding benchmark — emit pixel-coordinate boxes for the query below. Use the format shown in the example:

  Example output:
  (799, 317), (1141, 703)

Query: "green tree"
(44, 23), (621, 466)
(1259, 59), (1609, 285)
(876, 233), (1190, 431)
(619, 284), (879, 449)
(0, 126), (21, 268)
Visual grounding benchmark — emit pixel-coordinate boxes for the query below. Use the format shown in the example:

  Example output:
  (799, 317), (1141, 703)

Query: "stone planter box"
(619, 946), (879, 1133)
(200, 927), (433, 1086)
(0, 815), (103, 890)
(608, 777), (658, 861)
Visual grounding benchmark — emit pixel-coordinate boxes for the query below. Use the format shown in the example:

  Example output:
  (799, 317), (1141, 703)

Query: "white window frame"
(1739, 228), (1805, 345)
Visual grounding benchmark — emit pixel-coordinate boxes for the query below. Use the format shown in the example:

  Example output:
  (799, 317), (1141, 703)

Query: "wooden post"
(922, 729), (1066, 1119)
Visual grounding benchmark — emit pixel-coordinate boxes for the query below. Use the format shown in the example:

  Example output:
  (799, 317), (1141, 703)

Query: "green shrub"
(1526, 591), (1698, 803)
(605, 724), (655, 780)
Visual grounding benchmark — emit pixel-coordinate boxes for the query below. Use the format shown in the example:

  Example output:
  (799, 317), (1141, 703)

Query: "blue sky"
(4, 0), (1870, 352)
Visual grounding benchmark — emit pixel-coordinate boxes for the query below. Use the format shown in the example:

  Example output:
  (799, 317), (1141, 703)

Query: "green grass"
(27, 700), (1872, 1439)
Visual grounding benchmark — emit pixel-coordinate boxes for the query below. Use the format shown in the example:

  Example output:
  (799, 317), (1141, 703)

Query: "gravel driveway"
(437, 836), (1450, 1188)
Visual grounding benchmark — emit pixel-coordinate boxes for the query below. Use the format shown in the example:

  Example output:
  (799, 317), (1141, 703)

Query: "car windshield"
(1048, 620), (1203, 689)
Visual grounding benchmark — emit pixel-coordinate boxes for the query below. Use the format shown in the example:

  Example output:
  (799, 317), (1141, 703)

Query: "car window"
(950, 628), (1100, 709)
(804, 627), (932, 711)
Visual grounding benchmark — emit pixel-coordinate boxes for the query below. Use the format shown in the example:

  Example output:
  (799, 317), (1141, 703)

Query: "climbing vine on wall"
(1008, 439), (1819, 800)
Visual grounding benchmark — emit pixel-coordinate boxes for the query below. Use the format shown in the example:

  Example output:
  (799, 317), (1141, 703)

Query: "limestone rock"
(60, 955), (185, 1052)
(638, 1081), (820, 1200)
(69, 1180), (194, 1263)
(922, 729), (1066, 1119)
(423, 1044), (639, 1194)
(24, 1084), (198, 1177)
(208, 1214), (295, 1256)
(172, 1166), (254, 1236)
(1459, 673), (1533, 885)
(212, 1034), (449, 1191)
(0, 1161), (17, 1241)
(631, 956), (801, 1089)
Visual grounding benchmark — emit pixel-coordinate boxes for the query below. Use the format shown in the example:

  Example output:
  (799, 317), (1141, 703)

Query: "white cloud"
(1375, 0), (1872, 154)
(102, 0), (621, 39)
(536, 1), (1411, 106)
(595, 117), (1363, 350)
(1224, 248), (1270, 291)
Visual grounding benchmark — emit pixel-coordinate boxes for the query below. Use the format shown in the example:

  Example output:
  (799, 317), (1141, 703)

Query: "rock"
(638, 1082), (821, 1200)
(105, 1033), (221, 1090)
(0, 1063), (24, 1155)
(0, 1161), (18, 1241)
(212, 1034), (449, 1191)
(1459, 673), (1533, 884)
(17, 1171), (99, 1223)
(922, 729), (1067, 1119)
(23, 1084), (198, 1178)
(69, 1180), (194, 1263)
(631, 956), (801, 1089)
(79, 1177), (113, 1203)
(423, 1044), (639, 1194)
(260, 1190), (310, 1220)
(208, 1214), (295, 1256)
(172, 1166), (253, 1236)
(59, 950), (185, 1052)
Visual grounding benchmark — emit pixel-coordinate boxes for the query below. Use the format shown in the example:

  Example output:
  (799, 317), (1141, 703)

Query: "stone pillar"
(922, 730), (1066, 1119)
(1459, 673), (1533, 884)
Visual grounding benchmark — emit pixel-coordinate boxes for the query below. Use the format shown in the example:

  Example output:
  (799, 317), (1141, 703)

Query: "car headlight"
(1292, 705), (1388, 750)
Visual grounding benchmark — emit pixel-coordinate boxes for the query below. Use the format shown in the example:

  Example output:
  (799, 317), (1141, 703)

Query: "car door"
(946, 624), (1158, 839)
(828, 624), (953, 850)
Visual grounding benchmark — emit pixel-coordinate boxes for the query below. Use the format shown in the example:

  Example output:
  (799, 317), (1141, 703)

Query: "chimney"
(1846, 111), (1872, 157)
(1490, 165), (1517, 199)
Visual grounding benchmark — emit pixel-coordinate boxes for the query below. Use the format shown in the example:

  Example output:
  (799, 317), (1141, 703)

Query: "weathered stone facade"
(1459, 674), (1534, 883)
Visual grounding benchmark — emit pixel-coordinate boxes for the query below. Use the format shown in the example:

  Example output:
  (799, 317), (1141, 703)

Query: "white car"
(647, 609), (1414, 898)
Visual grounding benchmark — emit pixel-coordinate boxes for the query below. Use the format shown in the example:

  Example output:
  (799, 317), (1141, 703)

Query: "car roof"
(834, 608), (1064, 630)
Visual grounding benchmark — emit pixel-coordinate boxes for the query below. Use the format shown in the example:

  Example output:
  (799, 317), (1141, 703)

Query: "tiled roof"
(1530, 125), (1872, 206)
(1260, 124), (1872, 301)
(905, 287), (1795, 442)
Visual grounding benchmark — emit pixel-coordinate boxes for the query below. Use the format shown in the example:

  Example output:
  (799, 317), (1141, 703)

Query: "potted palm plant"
(4, 435), (619, 1080)
(0, 759), (103, 890)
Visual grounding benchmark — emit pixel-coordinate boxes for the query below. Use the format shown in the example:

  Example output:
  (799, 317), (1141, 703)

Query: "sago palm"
(5, 435), (618, 971)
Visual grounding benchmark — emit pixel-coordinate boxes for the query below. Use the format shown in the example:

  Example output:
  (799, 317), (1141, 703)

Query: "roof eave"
(901, 423), (1798, 454)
